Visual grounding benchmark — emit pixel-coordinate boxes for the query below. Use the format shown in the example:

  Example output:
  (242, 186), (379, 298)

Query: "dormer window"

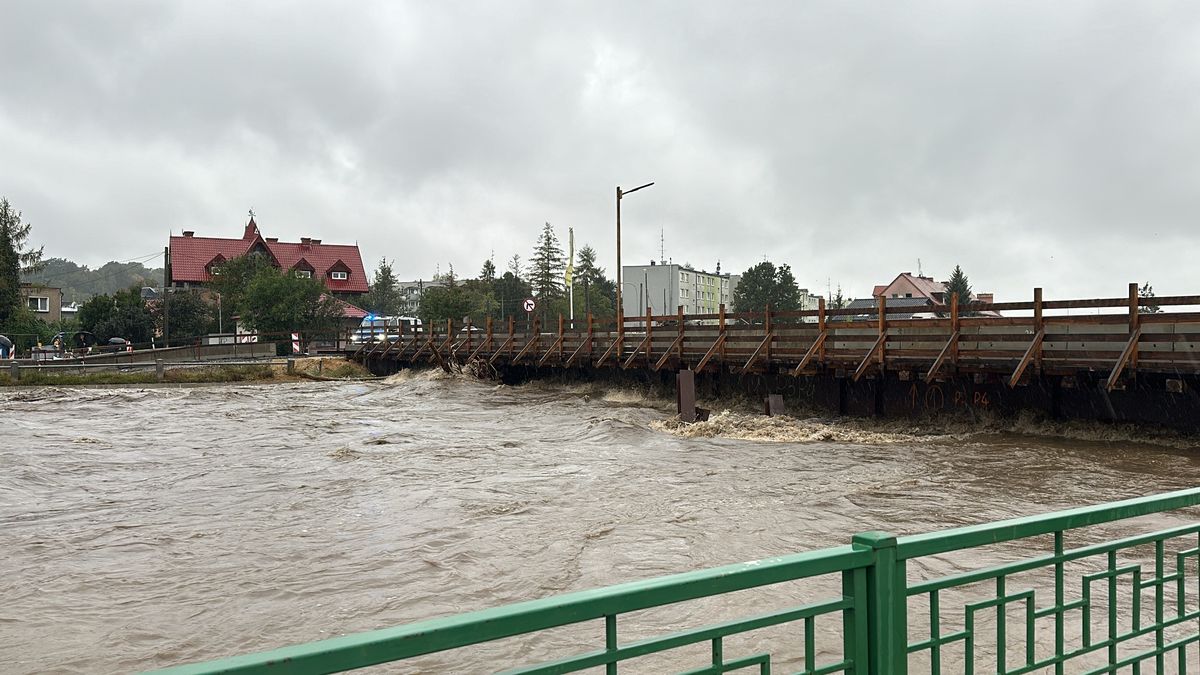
(295, 270), (312, 279)
(331, 271), (348, 280)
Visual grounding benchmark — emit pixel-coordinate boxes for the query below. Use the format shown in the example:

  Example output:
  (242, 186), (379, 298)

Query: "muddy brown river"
(2, 372), (1198, 673)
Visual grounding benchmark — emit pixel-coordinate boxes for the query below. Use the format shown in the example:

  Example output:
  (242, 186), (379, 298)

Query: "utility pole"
(162, 245), (170, 347)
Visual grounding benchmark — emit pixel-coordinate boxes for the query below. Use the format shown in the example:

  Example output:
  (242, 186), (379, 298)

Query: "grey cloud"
(2, 1), (1199, 302)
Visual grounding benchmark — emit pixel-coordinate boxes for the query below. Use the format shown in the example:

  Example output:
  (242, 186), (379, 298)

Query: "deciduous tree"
(731, 261), (801, 313)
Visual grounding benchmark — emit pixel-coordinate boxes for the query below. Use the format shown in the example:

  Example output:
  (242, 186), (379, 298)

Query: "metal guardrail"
(153, 488), (1200, 674)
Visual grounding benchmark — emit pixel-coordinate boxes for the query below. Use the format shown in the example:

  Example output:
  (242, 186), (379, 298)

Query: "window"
(210, 266), (223, 276)
(295, 270), (312, 279)
(27, 296), (49, 312)
(331, 271), (348, 280)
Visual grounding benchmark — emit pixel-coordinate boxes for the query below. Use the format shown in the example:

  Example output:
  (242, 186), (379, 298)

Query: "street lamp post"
(616, 182), (654, 337)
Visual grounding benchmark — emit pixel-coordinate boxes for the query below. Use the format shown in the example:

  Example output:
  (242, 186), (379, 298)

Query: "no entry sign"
(523, 298), (536, 312)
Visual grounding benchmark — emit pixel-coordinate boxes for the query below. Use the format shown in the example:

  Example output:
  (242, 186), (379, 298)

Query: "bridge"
(156, 487), (1200, 673)
(353, 284), (1200, 429)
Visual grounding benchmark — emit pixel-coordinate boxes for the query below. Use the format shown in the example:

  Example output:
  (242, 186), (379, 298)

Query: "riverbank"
(0, 357), (372, 387)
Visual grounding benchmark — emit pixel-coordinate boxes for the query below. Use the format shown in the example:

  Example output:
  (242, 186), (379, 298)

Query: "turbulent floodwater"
(2, 372), (1199, 673)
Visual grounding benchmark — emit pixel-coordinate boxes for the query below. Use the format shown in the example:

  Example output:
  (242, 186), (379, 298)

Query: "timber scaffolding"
(353, 284), (1200, 429)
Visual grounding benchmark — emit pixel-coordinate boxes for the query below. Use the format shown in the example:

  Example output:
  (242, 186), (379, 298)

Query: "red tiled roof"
(326, 295), (369, 320)
(169, 219), (368, 293)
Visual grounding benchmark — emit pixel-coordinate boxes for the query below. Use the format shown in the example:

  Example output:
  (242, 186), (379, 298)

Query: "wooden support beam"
(594, 334), (622, 367)
(923, 331), (960, 383)
(852, 334), (887, 382)
(412, 338), (431, 360)
(621, 334), (650, 369)
(1008, 329), (1046, 388)
(487, 337), (514, 365)
(427, 339), (450, 373)
(741, 332), (774, 372)
(511, 336), (541, 364)
(676, 306), (685, 361)
(718, 303), (727, 362)
(695, 334), (726, 372)
(653, 334), (684, 371)
(563, 335), (593, 368)
(538, 335), (565, 366)
(1105, 328), (1142, 392)
(792, 331), (828, 376)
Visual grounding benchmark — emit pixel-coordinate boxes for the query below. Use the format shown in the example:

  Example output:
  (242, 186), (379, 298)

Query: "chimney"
(310, 239), (321, 245)
(266, 237), (278, 243)
(182, 231), (194, 237)
(300, 237), (311, 247)
(650, 260), (656, 266)
(977, 293), (994, 304)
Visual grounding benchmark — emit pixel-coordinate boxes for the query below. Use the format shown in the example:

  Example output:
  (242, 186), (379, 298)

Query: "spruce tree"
(527, 222), (565, 321)
(944, 265), (972, 305)
(363, 257), (403, 316)
(479, 257), (497, 284)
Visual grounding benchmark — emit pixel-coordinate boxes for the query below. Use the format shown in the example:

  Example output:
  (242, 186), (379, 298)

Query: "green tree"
(1139, 282), (1162, 314)
(240, 267), (344, 340)
(830, 285), (847, 310)
(84, 288), (155, 344)
(362, 257), (403, 316)
(527, 223), (565, 321)
(944, 265), (972, 305)
(492, 271), (532, 321)
(731, 261), (802, 314)
(572, 245), (615, 318)
(1, 306), (52, 352)
(206, 254), (274, 319)
(155, 290), (213, 345)
(479, 257), (497, 284)
(0, 197), (45, 325)
(0, 209), (16, 326)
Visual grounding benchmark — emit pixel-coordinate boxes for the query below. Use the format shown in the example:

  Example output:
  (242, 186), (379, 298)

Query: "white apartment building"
(621, 262), (740, 317)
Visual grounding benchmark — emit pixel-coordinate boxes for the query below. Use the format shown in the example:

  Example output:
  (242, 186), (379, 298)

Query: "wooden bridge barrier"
(354, 285), (1200, 390)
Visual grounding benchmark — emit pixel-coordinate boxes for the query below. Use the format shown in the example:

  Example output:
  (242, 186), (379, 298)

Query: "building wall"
(879, 276), (936, 300)
(621, 264), (736, 317)
(19, 284), (63, 323)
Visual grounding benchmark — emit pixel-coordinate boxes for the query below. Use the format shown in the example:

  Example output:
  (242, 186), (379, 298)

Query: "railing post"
(718, 303), (727, 363)
(558, 314), (565, 358)
(878, 296), (887, 369)
(10, 360), (19, 382)
(950, 292), (960, 366)
(764, 303), (772, 363)
(587, 313), (594, 359)
(818, 297), (827, 365)
(677, 305), (685, 361)
(1033, 288), (1043, 372)
(645, 306), (653, 362)
(852, 531), (906, 675)
(508, 316), (515, 356)
(1128, 282), (1139, 373)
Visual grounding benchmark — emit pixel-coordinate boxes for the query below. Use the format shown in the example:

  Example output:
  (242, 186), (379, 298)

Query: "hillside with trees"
(22, 257), (164, 303)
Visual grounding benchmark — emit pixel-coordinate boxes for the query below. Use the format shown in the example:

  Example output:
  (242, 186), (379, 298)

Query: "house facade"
(167, 217), (369, 297)
(621, 262), (739, 317)
(20, 283), (63, 323)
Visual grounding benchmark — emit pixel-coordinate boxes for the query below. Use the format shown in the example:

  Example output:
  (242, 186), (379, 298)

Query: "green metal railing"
(154, 488), (1200, 674)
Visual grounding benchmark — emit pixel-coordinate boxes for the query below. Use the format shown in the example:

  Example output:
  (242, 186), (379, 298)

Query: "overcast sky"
(2, 2), (1198, 301)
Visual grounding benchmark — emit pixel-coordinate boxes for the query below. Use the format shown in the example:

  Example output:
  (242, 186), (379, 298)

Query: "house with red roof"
(871, 272), (998, 316)
(167, 217), (369, 297)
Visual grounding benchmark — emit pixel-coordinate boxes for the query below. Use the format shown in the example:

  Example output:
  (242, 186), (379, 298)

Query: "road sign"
(523, 298), (536, 312)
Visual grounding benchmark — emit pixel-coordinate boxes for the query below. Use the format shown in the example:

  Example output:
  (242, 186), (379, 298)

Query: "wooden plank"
(695, 334), (726, 372)
(1105, 328), (1142, 392)
(852, 334), (887, 382)
(486, 337), (514, 365)
(1008, 329), (1046, 387)
(792, 331), (828, 375)
(923, 331), (960, 383)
